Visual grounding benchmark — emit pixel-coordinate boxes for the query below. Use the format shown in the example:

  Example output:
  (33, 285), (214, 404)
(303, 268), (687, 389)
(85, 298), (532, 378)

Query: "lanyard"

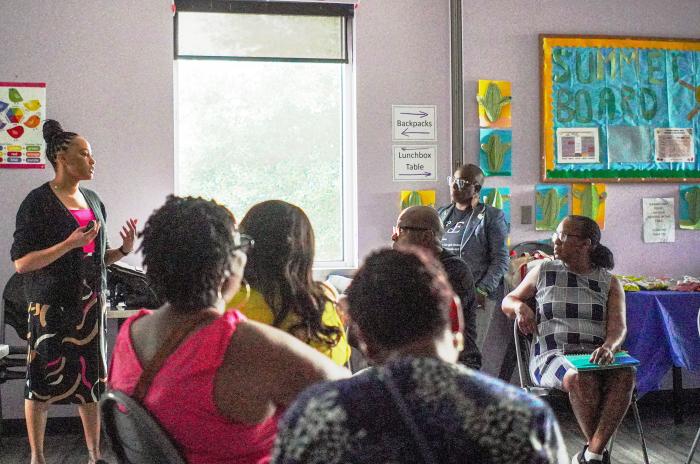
(448, 204), (485, 259)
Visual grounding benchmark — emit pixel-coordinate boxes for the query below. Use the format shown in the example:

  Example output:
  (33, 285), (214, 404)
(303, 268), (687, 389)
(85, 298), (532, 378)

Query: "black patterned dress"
(11, 183), (108, 404)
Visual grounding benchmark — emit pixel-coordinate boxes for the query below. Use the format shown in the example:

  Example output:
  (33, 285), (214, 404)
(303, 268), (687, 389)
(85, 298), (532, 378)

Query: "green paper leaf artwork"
(686, 189), (700, 223)
(477, 82), (511, 123)
(401, 190), (423, 210)
(573, 184), (607, 222)
(536, 187), (569, 231)
(485, 188), (506, 210)
(680, 186), (700, 229)
(481, 134), (511, 173)
(481, 187), (511, 226)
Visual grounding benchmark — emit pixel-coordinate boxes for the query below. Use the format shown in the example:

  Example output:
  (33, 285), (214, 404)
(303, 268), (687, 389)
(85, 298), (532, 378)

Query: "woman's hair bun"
(42, 119), (64, 143)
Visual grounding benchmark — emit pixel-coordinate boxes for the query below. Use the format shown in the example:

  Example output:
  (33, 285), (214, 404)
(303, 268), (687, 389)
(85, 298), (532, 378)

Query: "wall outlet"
(521, 205), (533, 224)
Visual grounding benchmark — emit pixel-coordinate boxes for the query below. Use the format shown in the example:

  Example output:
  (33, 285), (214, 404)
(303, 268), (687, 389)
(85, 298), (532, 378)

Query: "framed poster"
(0, 82), (47, 169)
(541, 35), (700, 183)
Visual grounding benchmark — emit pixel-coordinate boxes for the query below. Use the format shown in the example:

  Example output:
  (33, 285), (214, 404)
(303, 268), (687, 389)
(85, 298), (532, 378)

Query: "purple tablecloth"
(625, 291), (700, 394)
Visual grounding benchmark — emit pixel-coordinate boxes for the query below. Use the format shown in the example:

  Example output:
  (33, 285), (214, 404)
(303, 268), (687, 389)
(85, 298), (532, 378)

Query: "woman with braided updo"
(11, 119), (137, 464)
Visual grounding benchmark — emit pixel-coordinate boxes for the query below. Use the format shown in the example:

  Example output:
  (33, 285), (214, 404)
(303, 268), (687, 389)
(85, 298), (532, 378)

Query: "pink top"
(69, 208), (96, 254)
(109, 309), (281, 464)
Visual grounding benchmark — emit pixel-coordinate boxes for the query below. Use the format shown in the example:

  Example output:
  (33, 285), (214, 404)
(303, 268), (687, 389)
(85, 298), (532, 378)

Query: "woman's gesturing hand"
(119, 218), (138, 253)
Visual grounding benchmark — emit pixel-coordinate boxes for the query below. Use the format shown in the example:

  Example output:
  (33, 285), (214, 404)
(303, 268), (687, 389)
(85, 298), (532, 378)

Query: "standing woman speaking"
(11, 119), (137, 464)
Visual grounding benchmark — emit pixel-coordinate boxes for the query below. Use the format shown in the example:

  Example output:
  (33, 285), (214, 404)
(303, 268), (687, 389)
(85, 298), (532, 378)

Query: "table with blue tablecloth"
(624, 291), (700, 422)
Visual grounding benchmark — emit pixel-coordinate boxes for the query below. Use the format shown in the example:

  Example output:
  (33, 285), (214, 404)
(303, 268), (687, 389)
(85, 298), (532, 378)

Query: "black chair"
(101, 390), (187, 464)
(513, 322), (650, 464)
(1, 274), (28, 438)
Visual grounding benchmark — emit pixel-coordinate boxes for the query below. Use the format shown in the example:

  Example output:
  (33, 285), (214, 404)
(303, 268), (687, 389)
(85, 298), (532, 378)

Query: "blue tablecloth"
(625, 291), (700, 394)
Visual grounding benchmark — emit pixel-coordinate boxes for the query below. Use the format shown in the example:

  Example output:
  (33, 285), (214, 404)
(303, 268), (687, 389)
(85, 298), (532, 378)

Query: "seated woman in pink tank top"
(109, 196), (350, 464)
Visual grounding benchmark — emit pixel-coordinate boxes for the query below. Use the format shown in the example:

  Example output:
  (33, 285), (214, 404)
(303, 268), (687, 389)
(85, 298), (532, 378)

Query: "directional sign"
(393, 145), (437, 181)
(392, 105), (437, 141)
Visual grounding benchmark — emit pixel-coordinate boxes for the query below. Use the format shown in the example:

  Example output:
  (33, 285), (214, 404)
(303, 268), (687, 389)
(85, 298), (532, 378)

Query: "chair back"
(510, 240), (554, 257)
(512, 298), (550, 396)
(101, 390), (186, 464)
(2, 273), (28, 342)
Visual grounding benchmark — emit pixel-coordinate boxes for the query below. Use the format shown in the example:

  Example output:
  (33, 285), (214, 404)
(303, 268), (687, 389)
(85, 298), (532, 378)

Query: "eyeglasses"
(233, 232), (255, 253)
(551, 231), (583, 243)
(392, 225), (431, 235)
(447, 176), (479, 190)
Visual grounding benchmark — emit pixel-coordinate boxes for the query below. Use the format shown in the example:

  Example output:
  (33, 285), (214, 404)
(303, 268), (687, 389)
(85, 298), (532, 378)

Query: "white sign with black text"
(393, 145), (437, 181)
(642, 197), (675, 243)
(392, 105), (437, 141)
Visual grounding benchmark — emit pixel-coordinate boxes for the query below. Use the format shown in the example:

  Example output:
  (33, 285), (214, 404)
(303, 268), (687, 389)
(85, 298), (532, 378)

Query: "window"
(174, 1), (355, 267)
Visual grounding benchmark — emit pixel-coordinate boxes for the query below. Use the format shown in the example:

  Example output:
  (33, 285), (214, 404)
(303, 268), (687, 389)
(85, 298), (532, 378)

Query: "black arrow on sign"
(401, 127), (430, 137)
(398, 171), (432, 177)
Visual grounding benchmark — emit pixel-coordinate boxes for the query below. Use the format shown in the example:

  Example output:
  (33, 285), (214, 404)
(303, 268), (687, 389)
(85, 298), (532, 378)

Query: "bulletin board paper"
(541, 35), (700, 182)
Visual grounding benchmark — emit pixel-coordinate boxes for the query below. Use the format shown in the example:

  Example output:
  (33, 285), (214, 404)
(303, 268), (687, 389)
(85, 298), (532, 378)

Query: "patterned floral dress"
(25, 253), (106, 403)
(272, 357), (569, 464)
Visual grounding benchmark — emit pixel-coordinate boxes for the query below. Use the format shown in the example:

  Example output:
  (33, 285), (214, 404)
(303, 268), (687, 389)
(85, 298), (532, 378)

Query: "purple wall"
(459, 0), (700, 277)
(355, 0), (700, 278)
(355, 0), (453, 253)
(0, 0), (174, 419)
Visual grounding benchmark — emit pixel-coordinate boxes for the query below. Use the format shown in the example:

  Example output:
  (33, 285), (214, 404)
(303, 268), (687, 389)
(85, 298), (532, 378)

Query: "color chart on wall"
(541, 36), (700, 182)
(0, 82), (46, 169)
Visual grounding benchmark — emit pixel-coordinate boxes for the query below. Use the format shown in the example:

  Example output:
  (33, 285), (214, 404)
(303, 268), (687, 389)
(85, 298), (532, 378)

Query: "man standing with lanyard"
(438, 163), (511, 379)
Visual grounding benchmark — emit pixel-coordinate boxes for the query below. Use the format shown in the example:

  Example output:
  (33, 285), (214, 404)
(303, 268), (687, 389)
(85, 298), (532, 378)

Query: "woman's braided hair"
(42, 119), (78, 169)
(138, 195), (240, 312)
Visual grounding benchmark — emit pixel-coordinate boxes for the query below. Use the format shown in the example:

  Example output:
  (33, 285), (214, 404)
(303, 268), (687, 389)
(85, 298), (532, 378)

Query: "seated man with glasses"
(392, 205), (481, 369)
(438, 163), (510, 378)
(501, 215), (634, 464)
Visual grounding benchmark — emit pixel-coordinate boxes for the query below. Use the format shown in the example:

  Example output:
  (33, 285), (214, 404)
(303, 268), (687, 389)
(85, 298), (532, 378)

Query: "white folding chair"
(684, 307), (700, 464)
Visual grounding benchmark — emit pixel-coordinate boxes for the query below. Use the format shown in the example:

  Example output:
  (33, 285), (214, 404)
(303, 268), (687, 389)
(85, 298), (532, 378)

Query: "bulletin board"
(541, 35), (700, 183)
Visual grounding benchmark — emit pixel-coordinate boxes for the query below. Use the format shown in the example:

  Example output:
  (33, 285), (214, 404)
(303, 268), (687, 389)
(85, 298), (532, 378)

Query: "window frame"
(174, 0), (352, 63)
(173, 0), (357, 270)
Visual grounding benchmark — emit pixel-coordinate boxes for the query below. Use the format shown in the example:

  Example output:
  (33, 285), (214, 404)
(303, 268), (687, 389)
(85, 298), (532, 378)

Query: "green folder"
(565, 351), (640, 371)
